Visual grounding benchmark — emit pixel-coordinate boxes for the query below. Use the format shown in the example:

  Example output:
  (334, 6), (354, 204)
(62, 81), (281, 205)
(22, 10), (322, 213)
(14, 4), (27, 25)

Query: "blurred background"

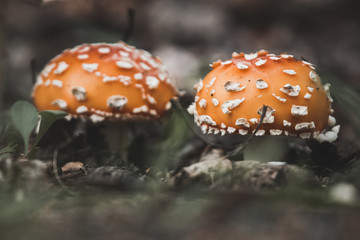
(1, 0), (360, 99)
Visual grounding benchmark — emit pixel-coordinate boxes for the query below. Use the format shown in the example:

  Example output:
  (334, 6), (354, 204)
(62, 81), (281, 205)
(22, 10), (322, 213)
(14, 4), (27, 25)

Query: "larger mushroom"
(188, 50), (339, 143)
(32, 42), (178, 122)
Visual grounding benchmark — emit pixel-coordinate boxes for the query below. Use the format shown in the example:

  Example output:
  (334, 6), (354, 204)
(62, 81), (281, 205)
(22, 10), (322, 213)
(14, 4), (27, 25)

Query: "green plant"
(0, 100), (67, 159)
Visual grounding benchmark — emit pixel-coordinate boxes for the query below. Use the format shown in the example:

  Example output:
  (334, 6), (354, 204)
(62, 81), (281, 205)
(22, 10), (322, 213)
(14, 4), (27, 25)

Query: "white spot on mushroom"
(224, 81), (246, 92)
(254, 129), (265, 136)
(332, 125), (340, 134)
(295, 122), (315, 131)
(249, 118), (258, 124)
(280, 84), (301, 97)
(283, 120), (291, 127)
(119, 51), (129, 57)
(302, 60), (315, 69)
(283, 69), (297, 75)
(35, 75), (43, 86)
(199, 99), (207, 108)
(146, 76), (160, 89)
(239, 129), (248, 135)
(77, 54), (89, 60)
(201, 125), (208, 134)
(270, 129), (282, 136)
(165, 101), (172, 110)
(194, 96), (199, 103)
(307, 86), (314, 93)
(54, 61), (69, 75)
(133, 105), (149, 113)
(220, 129), (226, 136)
(52, 80), (63, 88)
(116, 61), (133, 69)
(235, 118), (250, 128)
(206, 77), (216, 88)
(42, 63), (56, 77)
(221, 123), (227, 128)
(257, 106), (275, 123)
(149, 109), (158, 116)
(221, 98), (245, 114)
(221, 60), (233, 65)
(256, 79), (268, 89)
(76, 105), (88, 114)
(281, 54), (293, 59)
(212, 98), (219, 106)
(269, 56), (281, 61)
(158, 73), (166, 81)
(324, 83), (333, 103)
(309, 71), (317, 82)
(107, 95), (128, 110)
(304, 93), (312, 99)
(291, 105), (308, 117)
(44, 79), (51, 86)
(78, 46), (90, 53)
(134, 73), (143, 80)
(82, 63), (99, 73)
(198, 115), (216, 126)
(272, 93), (287, 103)
(210, 89), (216, 95)
(213, 128), (220, 135)
(255, 58), (267, 66)
(119, 75), (132, 86)
(51, 99), (67, 110)
(187, 102), (196, 115)
(90, 114), (105, 123)
(196, 80), (204, 92)
(244, 53), (258, 60)
(98, 47), (111, 54)
(236, 63), (249, 70)
(103, 75), (120, 82)
(140, 62), (151, 71)
(328, 115), (336, 127)
(227, 127), (236, 133)
(146, 95), (156, 105)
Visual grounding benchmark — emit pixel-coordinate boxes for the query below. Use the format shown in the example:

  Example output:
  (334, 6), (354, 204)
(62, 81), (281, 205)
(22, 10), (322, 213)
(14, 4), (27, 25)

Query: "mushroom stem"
(227, 105), (268, 159)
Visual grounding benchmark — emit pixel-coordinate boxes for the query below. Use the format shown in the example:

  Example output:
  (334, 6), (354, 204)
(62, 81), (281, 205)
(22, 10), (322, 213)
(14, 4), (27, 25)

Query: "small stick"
(30, 58), (37, 84)
(52, 149), (74, 195)
(170, 98), (227, 149)
(227, 105), (268, 158)
(123, 8), (135, 42)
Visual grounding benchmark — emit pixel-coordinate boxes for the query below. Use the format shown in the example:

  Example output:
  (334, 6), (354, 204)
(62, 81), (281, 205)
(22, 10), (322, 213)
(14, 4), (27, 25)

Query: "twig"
(0, 0), (9, 110)
(122, 8), (135, 42)
(227, 105), (268, 158)
(30, 58), (37, 84)
(52, 149), (74, 195)
(170, 98), (227, 149)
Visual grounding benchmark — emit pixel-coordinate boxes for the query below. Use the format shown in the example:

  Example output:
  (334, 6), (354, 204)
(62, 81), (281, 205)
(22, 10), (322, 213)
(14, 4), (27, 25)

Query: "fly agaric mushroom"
(32, 42), (178, 122)
(188, 50), (339, 143)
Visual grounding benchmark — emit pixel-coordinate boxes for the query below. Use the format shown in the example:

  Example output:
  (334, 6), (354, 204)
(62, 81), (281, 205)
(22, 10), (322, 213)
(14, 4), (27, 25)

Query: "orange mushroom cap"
(188, 50), (338, 141)
(32, 42), (178, 122)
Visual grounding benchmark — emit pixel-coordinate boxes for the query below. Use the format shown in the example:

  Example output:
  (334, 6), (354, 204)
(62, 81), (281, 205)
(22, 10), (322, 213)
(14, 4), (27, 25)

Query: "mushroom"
(32, 42), (178, 122)
(188, 50), (339, 143)
(32, 42), (178, 163)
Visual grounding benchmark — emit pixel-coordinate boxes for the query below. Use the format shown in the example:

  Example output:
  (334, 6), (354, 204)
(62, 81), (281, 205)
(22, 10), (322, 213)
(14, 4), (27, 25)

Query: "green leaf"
(33, 110), (68, 147)
(10, 101), (38, 154)
(0, 142), (18, 155)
